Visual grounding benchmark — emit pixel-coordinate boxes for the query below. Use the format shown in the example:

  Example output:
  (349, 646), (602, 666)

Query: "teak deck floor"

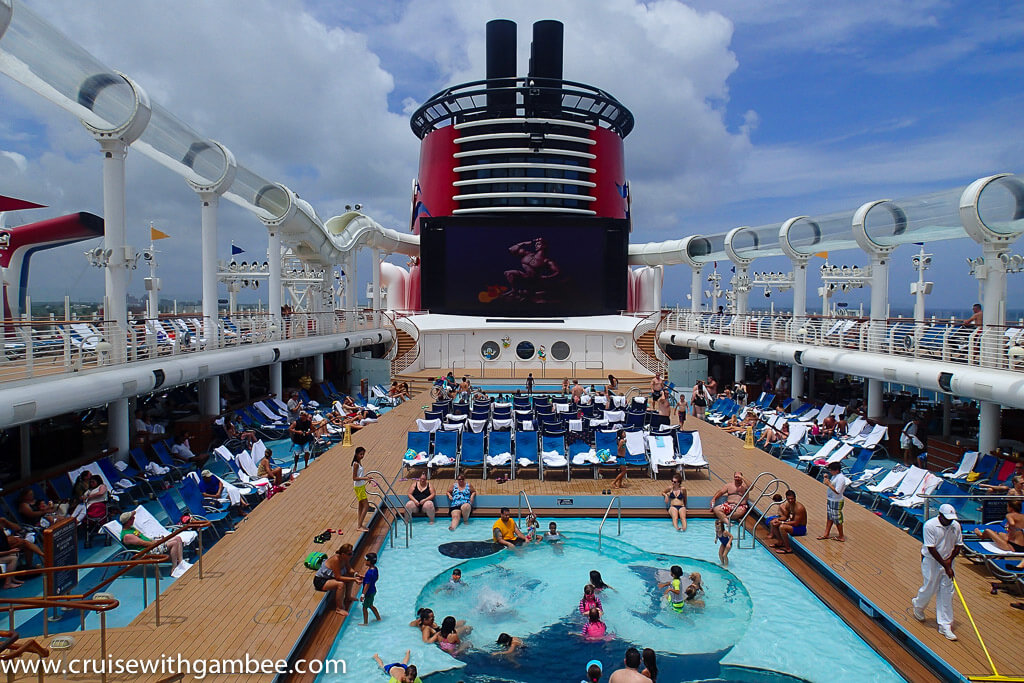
(21, 393), (1023, 682)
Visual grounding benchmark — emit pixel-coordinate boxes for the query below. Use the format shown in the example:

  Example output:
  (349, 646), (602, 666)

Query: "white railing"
(664, 311), (1024, 373)
(0, 309), (385, 384)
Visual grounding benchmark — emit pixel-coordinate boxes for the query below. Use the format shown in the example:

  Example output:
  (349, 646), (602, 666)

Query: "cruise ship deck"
(12, 389), (1016, 683)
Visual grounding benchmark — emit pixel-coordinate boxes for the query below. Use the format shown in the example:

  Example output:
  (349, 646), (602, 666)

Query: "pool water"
(318, 518), (905, 683)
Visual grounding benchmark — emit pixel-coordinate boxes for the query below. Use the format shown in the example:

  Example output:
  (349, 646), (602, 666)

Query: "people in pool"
(373, 651), (422, 683)
(581, 607), (607, 639)
(543, 521), (565, 542)
(524, 513), (541, 542)
(682, 583), (705, 609)
(429, 615), (469, 656)
(493, 632), (524, 657)
(409, 608), (439, 642)
(579, 584), (603, 615)
(659, 565), (687, 610)
(590, 570), (613, 592)
(583, 659), (603, 683)
(641, 647), (659, 682)
(436, 568), (467, 593)
(716, 519), (733, 567)
(662, 474), (688, 531)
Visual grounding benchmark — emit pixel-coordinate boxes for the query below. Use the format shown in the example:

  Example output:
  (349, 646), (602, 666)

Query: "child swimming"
(524, 513), (540, 542)
(581, 607), (607, 639)
(578, 584), (603, 615)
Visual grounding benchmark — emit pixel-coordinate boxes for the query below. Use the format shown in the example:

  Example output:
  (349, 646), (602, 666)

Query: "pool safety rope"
(954, 579), (1024, 682)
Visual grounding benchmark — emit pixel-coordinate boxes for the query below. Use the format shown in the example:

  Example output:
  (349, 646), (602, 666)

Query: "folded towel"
(486, 452), (512, 466)
(572, 448), (598, 465)
(428, 454), (454, 468)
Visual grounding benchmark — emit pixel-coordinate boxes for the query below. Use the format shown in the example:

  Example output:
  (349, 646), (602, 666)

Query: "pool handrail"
(365, 469), (411, 548)
(735, 472), (789, 550)
(597, 495), (622, 550)
(517, 490), (535, 527)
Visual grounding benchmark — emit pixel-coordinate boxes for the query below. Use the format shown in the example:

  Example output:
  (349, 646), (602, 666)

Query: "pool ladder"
(733, 471), (788, 550)
(517, 490), (535, 527)
(365, 470), (412, 548)
(598, 496), (622, 550)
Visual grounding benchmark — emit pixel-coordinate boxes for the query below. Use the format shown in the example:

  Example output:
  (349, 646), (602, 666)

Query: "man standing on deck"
(912, 504), (963, 641)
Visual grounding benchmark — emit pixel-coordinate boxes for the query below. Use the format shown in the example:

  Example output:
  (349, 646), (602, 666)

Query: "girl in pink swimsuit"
(581, 607), (607, 639)
(430, 616), (463, 656)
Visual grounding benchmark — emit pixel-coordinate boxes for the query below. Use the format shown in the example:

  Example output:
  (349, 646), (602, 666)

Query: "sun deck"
(14, 390), (1021, 682)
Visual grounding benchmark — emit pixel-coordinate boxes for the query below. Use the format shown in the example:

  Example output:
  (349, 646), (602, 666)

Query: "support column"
(942, 394), (952, 438)
(978, 401), (1001, 455)
(200, 192), (220, 348)
(108, 398), (130, 462)
(268, 230), (282, 339)
(733, 265), (749, 383)
(868, 255), (889, 353)
(98, 139), (130, 340)
(372, 247), (381, 325)
(270, 362), (283, 401)
(19, 425), (31, 481)
(981, 244), (1008, 368)
(867, 379), (883, 420)
(807, 368), (816, 400)
(312, 353), (324, 384)
(791, 365), (804, 399)
(199, 377), (219, 416)
(690, 267), (702, 314)
(734, 355), (745, 383)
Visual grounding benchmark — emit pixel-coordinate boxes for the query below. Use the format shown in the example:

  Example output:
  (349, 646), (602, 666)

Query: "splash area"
(318, 519), (905, 682)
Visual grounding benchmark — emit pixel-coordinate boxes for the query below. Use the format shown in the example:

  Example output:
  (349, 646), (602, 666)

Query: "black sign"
(43, 518), (78, 597)
(557, 498), (574, 506)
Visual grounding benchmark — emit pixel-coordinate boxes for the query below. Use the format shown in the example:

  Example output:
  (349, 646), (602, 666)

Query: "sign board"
(43, 517), (78, 597)
(981, 499), (1007, 524)
(557, 498), (574, 506)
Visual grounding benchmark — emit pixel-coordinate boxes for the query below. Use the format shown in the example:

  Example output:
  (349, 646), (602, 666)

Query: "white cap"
(938, 503), (957, 520)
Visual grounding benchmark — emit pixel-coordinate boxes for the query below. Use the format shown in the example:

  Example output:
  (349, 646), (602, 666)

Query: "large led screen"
(420, 216), (628, 317)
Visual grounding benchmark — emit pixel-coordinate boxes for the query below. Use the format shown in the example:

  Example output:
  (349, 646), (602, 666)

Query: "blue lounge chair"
(429, 430), (459, 479)
(541, 434), (569, 482)
(457, 431), (485, 479)
(488, 431), (513, 480)
(178, 478), (231, 538)
(513, 431), (541, 480)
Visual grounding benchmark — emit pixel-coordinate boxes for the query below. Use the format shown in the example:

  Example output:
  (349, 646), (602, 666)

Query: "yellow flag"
(814, 251), (828, 259)
(150, 227), (171, 241)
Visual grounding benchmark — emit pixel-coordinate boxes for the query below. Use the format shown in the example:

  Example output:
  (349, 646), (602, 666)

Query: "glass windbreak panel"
(731, 223), (784, 260)
(687, 233), (726, 264)
(136, 103), (227, 186)
(785, 211), (858, 255)
(516, 341), (535, 360)
(863, 189), (964, 247)
(1, 2), (135, 129)
(977, 176), (1024, 236)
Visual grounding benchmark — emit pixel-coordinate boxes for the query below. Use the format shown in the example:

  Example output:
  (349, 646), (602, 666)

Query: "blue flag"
(231, 244), (245, 255)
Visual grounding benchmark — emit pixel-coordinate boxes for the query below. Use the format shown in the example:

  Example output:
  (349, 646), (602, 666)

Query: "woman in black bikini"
(312, 544), (361, 616)
(404, 473), (436, 524)
(663, 474), (688, 531)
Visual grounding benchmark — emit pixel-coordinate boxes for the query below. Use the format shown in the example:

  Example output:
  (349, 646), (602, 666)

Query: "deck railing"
(663, 311), (1024, 373)
(0, 309), (388, 384)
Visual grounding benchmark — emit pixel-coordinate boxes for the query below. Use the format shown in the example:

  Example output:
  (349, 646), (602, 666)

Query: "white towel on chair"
(517, 457), (536, 468)
(428, 453), (455, 468)
(569, 419), (584, 432)
(404, 451), (428, 465)
(572, 448), (599, 465)
(486, 452), (512, 466)
(613, 395), (627, 408)
(542, 449), (568, 467)
(417, 418), (442, 432)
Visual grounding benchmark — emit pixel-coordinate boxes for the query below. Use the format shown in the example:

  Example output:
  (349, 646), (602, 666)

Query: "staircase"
(391, 327), (419, 376)
(631, 311), (668, 377)
(637, 329), (658, 361)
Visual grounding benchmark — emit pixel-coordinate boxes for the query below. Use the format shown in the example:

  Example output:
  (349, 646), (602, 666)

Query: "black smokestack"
(528, 20), (563, 114)
(486, 19), (517, 114)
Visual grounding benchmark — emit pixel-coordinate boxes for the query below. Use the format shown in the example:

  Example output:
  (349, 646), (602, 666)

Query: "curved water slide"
(0, 0), (410, 271)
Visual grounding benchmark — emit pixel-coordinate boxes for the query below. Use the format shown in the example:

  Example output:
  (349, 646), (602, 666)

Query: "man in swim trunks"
(492, 507), (526, 549)
(769, 489), (807, 554)
(710, 471), (750, 524)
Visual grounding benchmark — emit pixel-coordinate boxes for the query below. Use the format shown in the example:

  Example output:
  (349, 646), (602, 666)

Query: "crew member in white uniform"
(912, 503), (963, 641)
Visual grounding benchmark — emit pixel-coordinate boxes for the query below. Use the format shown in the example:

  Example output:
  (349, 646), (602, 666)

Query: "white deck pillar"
(978, 401), (1001, 455)
(270, 361), (283, 401)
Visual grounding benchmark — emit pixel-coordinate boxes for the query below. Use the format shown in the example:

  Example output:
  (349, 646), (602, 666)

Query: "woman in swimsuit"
(975, 499), (1024, 552)
(494, 633), (524, 657)
(448, 475), (475, 531)
(404, 473), (436, 524)
(429, 616), (466, 656)
(663, 475), (688, 531)
(312, 544), (361, 616)
(410, 608), (440, 642)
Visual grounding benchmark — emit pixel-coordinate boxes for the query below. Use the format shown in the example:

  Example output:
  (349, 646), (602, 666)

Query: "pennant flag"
(713, 261), (718, 268)
(150, 226), (171, 241)
(913, 242), (924, 246)
(231, 244), (245, 255)
(814, 251), (828, 259)
(730, 266), (735, 273)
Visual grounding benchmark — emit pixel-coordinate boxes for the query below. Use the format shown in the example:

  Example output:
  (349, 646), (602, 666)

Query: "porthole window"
(516, 341), (535, 360)
(551, 341), (570, 361)
(481, 340), (500, 360)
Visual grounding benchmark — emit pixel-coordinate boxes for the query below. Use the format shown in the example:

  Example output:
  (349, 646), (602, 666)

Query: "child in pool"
(579, 584), (603, 615)
(525, 513), (541, 542)
(688, 571), (704, 594)
(581, 607), (607, 639)
(715, 519), (733, 567)
(589, 570), (613, 592)
(658, 565), (686, 611)
(543, 521), (564, 542)
(429, 615), (468, 656)
(493, 632), (524, 657)
(373, 650), (422, 683)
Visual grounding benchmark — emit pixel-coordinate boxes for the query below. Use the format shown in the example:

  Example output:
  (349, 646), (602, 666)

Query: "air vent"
(708, 340), (717, 351)
(12, 401), (36, 421)
(937, 372), (954, 393)
(793, 351), (804, 365)
(152, 369), (165, 390)
(884, 368), (897, 381)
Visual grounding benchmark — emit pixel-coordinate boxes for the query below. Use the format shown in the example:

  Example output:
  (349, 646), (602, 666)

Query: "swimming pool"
(318, 518), (905, 682)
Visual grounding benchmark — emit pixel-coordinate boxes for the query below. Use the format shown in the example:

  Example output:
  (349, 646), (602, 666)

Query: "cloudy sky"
(1, 0), (1022, 315)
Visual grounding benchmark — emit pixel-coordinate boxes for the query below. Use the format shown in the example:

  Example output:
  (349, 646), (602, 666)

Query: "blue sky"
(0, 0), (1022, 317)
